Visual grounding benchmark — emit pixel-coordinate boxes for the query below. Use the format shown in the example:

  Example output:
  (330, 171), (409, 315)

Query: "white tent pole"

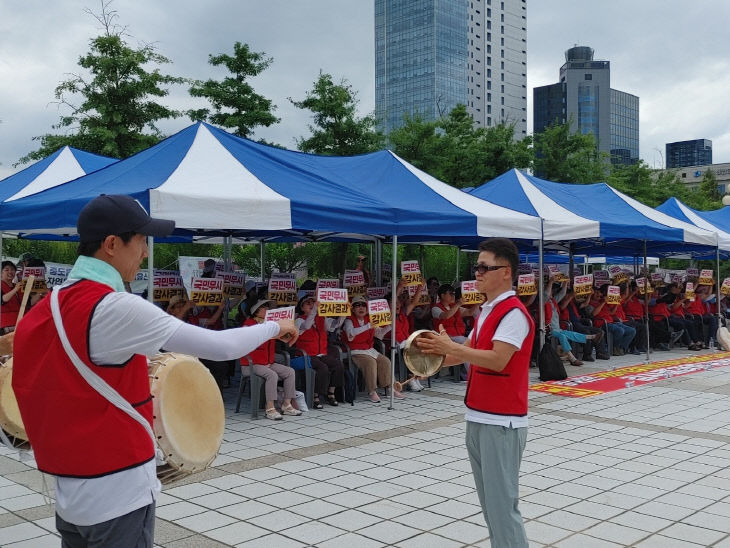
(260, 241), (265, 280)
(375, 239), (382, 286)
(643, 240), (650, 364)
(389, 235), (397, 410)
(147, 236), (154, 302)
(717, 239), (721, 319)
(538, 220), (545, 348)
(224, 235), (232, 271)
(455, 247), (460, 284)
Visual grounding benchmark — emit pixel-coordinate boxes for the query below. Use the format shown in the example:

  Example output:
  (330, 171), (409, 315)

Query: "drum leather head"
(152, 354), (224, 468)
(403, 330), (445, 377)
(0, 359), (29, 441)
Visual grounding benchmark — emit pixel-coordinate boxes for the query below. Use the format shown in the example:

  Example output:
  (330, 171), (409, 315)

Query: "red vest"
(243, 318), (274, 364)
(613, 303), (627, 322)
(590, 299), (614, 327)
(189, 307), (222, 330)
(650, 300), (670, 320)
(670, 296), (685, 317)
(395, 311), (410, 344)
(295, 314), (328, 356)
(464, 296), (535, 416)
(432, 303), (465, 337)
(624, 296), (645, 319)
(1, 281), (22, 328)
(13, 280), (154, 478)
(687, 297), (706, 315)
(343, 315), (373, 350)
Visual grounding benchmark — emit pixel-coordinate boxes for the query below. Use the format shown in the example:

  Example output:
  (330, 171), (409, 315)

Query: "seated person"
(1, 260), (23, 333)
(663, 283), (703, 350)
(243, 299), (302, 420)
(588, 286), (635, 356)
(545, 281), (602, 366)
(648, 288), (673, 350)
(558, 287), (607, 361)
(294, 296), (345, 409)
(166, 295), (194, 321)
(612, 284), (645, 355)
(343, 296), (404, 403)
(432, 284), (478, 378)
(686, 284), (718, 348)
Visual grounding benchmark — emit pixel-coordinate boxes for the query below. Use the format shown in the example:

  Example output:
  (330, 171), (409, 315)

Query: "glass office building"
(666, 139), (713, 168)
(534, 46), (639, 166)
(375, 0), (527, 136)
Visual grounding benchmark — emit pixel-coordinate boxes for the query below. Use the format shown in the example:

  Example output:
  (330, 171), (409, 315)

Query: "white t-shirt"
(464, 290), (531, 428)
(56, 291), (279, 526)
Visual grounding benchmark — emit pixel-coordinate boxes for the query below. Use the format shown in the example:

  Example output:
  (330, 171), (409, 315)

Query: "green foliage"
(290, 72), (385, 155)
(2, 240), (79, 265)
(17, 2), (186, 165)
(389, 105), (532, 188)
(699, 169), (722, 205)
(188, 42), (279, 138)
(532, 119), (609, 183)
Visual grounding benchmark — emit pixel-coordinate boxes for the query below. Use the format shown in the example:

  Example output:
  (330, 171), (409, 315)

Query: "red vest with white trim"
(295, 314), (328, 356)
(395, 311), (410, 344)
(432, 302), (465, 337)
(464, 296), (535, 416)
(12, 280), (154, 478)
(243, 317), (274, 364)
(343, 315), (373, 350)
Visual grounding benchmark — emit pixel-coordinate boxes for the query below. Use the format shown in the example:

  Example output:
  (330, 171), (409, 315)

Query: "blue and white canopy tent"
(656, 198), (730, 250)
(0, 146), (116, 203)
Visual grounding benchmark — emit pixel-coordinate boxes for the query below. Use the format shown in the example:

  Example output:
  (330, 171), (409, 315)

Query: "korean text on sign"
(190, 277), (224, 306)
(461, 280), (485, 305)
(265, 306), (295, 322)
(317, 288), (350, 317)
(368, 299), (392, 327)
(517, 273), (537, 296)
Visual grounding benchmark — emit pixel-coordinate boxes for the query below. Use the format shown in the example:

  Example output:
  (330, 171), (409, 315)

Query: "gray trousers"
(56, 502), (155, 548)
(466, 421), (528, 548)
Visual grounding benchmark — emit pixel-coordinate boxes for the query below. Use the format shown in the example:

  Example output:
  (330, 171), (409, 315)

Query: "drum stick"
(15, 275), (35, 326)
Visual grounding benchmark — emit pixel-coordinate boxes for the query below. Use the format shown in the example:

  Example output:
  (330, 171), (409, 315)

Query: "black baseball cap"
(77, 194), (175, 242)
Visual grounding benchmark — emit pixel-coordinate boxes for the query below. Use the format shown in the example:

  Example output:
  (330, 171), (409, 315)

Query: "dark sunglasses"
(352, 302), (367, 308)
(473, 263), (508, 275)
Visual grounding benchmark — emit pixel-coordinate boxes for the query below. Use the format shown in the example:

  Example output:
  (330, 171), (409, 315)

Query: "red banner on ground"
(530, 352), (730, 398)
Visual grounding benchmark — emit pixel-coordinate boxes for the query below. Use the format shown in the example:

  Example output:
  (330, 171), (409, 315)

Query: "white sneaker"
(408, 379), (423, 392)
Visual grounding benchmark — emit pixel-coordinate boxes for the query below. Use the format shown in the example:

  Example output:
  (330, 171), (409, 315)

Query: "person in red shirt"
(1, 261), (22, 333)
(243, 300), (302, 420)
(664, 283), (702, 350)
(686, 283), (718, 348)
(588, 285), (635, 356)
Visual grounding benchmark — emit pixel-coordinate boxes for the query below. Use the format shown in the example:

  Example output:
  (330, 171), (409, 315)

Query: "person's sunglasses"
(352, 302), (367, 308)
(473, 263), (507, 275)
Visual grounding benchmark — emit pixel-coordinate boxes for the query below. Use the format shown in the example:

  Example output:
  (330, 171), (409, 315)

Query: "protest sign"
(367, 286), (387, 300)
(547, 264), (569, 282)
(190, 277), (224, 306)
(608, 265), (629, 285)
(721, 278), (730, 296)
(153, 273), (185, 303)
(461, 280), (485, 305)
(45, 262), (73, 287)
(22, 267), (47, 293)
(401, 260), (424, 286)
(216, 271), (245, 302)
(686, 267), (699, 279)
(593, 270), (610, 287)
(268, 275), (298, 305)
(698, 269), (714, 286)
(605, 285), (622, 305)
(685, 281), (695, 302)
(265, 306), (295, 322)
(636, 277), (651, 295)
(316, 279), (339, 290)
(574, 274), (594, 297)
(517, 273), (537, 296)
(368, 299), (392, 327)
(317, 288), (350, 316)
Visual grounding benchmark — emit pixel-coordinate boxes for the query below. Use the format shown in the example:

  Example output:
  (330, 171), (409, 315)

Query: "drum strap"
(50, 287), (157, 449)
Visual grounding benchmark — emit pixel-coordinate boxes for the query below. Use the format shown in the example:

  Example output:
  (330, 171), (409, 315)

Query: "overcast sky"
(1, 0), (729, 180)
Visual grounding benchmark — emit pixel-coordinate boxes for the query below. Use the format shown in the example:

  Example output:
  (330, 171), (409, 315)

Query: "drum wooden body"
(402, 330), (445, 377)
(148, 353), (225, 484)
(0, 359), (30, 449)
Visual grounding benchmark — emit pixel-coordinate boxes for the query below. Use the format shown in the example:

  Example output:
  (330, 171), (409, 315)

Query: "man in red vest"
(12, 195), (297, 548)
(418, 238), (533, 547)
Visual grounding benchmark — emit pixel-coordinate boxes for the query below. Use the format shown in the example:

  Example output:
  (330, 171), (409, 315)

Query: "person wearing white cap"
(343, 296), (405, 403)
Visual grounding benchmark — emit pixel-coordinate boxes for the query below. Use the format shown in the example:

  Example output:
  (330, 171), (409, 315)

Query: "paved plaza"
(2, 348), (730, 547)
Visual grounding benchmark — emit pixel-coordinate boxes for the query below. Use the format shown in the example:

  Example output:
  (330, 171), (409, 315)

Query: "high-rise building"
(533, 46), (639, 166)
(375, 0), (527, 137)
(666, 139), (712, 169)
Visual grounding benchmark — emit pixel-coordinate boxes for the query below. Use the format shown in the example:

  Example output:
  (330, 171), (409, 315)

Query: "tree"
(188, 42), (279, 138)
(533, 119), (609, 183)
(389, 104), (532, 188)
(290, 72), (385, 155)
(17, 1), (186, 164)
(699, 169), (722, 205)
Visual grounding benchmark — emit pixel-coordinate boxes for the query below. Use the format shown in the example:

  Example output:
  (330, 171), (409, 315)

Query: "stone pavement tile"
(0, 483), (34, 501)
(6, 534), (60, 547)
(257, 490), (312, 509)
(652, 467), (705, 483)
(0, 522), (48, 544)
(682, 510), (730, 533)
(522, 491), (580, 510)
(389, 490), (446, 509)
(581, 521), (649, 545)
(562, 500), (624, 520)
(586, 491), (643, 510)
(154, 519), (196, 544)
(292, 480), (346, 499)
(518, 501), (553, 520)
(633, 474), (687, 491)
(317, 532), (387, 548)
(31, 516), (56, 533)
(324, 490), (380, 509)
(15, 505), (54, 522)
(520, 474), (562, 491)
(203, 521), (268, 545)
(633, 500), (697, 521)
(654, 491), (715, 511)
(395, 532), (462, 548)
(524, 520), (572, 545)
(677, 482), (730, 502)
(165, 482), (220, 499)
(553, 533), (623, 547)
(661, 522), (727, 546)
(167, 533), (231, 547)
(713, 536), (730, 547)
(288, 499), (346, 520)
(189, 491), (247, 509)
(418, 481), (473, 499)
(546, 482), (604, 500)
(235, 532), (307, 547)
(174, 510), (238, 533)
(535, 509), (599, 532)
(359, 500), (414, 520)
(155, 493), (181, 507)
(325, 473), (377, 490)
(358, 520), (420, 545)
(218, 499), (277, 520)
(611, 482), (668, 500)
(156, 501), (207, 521)
(239, 466), (288, 481)
(391, 508), (453, 530)
(0, 513), (24, 527)
(280, 521), (347, 545)
(1, 495), (50, 512)
(571, 474), (624, 491)
(425, 499), (481, 519)
(202, 474), (254, 490)
(608, 510), (673, 533)
(634, 533), (706, 547)
(430, 520), (488, 545)
(320, 508), (381, 531)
